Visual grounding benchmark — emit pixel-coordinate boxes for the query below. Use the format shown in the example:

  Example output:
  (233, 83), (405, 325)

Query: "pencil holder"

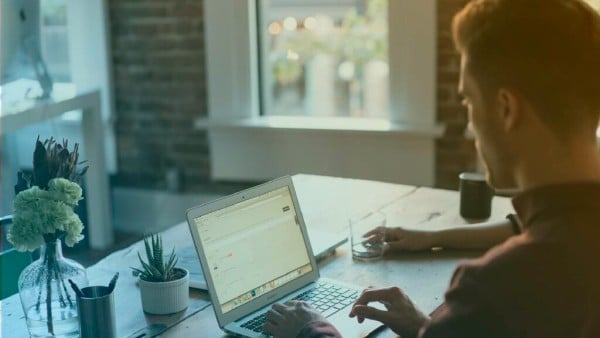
(76, 286), (117, 338)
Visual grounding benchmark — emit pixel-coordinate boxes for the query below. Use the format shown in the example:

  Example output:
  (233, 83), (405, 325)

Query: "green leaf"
(130, 267), (145, 276)
(136, 234), (180, 281)
(144, 237), (153, 264)
(33, 138), (50, 189)
(150, 234), (163, 275)
(165, 249), (178, 279)
(138, 254), (162, 279)
(165, 248), (177, 274)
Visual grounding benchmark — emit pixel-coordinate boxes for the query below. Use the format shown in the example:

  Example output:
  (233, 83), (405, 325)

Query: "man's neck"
(515, 142), (600, 190)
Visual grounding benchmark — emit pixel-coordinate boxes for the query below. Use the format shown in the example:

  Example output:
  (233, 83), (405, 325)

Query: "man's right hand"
(365, 227), (436, 252)
(349, 287), (429, 338)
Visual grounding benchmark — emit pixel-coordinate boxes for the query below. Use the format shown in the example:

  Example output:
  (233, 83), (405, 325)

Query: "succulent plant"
(132, 234), (183, 282)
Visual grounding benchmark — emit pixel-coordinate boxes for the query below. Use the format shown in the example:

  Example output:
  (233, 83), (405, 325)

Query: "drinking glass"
(349, 211), (386, 261)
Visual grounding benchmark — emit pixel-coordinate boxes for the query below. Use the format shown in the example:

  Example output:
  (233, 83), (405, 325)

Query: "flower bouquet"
(9, 137), (89, 338)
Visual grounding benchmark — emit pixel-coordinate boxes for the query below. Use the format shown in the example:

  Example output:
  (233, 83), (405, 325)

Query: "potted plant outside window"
(131, 234), (189, 315)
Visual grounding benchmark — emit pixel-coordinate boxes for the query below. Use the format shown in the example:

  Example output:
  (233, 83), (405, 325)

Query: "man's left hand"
(264, 301), (330, 337)
(350, 286), (429, 338)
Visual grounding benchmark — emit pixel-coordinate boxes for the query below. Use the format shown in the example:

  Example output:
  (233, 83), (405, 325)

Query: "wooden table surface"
(1, 174), (514, 337)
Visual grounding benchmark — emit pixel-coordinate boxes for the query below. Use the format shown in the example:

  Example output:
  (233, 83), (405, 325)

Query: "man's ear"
(497, 88), (520, 131)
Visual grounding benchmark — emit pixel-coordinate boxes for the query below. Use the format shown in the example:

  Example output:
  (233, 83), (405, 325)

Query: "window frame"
(9, 0), (116, 173)
(201, 0), (443, 185)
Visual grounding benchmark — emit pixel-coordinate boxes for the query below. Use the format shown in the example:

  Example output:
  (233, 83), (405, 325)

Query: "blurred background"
(2, 0), (599, 263)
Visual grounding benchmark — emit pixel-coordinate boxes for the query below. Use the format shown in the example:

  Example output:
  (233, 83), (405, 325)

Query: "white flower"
(48, 178), (83, 206)
(9, 180), (85, 251)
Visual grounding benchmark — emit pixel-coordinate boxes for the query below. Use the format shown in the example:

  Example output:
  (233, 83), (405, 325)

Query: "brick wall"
(435, 0), (478, 189)
(109, 0), (210, 191)
(108, 0), (477, 192)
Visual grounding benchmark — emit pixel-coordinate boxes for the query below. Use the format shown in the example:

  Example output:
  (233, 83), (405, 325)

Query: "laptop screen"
(191, 186), (313, 314)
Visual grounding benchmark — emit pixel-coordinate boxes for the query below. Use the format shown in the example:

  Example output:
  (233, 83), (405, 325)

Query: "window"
(40, 0), (71, 82)
(259, 0), (389, 118)
(1, 0), (70, 91)
(2, 0), (116, 173)
(2, 0), (115, 247)
(204, 1), (436, 125)
(202, 1), (440, 185)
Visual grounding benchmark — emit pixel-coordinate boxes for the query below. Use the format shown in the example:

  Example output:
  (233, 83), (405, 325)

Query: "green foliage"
(131, 234), (180, 282)
(270, 0), (388, 85)
(9, 137), (87, 251)
(29, 137), (88, 191)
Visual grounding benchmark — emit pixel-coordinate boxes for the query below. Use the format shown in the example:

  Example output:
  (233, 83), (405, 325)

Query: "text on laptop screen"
(193, 186), (313, 313)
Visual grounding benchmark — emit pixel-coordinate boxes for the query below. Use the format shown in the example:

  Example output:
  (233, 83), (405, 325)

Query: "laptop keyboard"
(240, 282), (360, 334)
(241, 312), (268, 333)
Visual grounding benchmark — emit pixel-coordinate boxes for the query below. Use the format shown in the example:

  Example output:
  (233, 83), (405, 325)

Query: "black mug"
(459, 172), (494, 220)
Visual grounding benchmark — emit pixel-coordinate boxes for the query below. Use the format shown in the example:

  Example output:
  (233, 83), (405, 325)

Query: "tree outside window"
(260, 0), (389, 118)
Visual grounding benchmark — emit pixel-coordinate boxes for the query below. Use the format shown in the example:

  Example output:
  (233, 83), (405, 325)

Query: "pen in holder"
(71, 274), (118, 338)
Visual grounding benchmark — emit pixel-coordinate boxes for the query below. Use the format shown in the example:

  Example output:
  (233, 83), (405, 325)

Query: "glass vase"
(18, 239), (88, 338)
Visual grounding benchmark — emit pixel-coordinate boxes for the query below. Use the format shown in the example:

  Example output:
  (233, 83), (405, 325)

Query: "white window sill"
(195, 116), (445, 138)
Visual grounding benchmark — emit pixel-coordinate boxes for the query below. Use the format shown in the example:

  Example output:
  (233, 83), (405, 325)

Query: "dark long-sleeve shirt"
(300, 183), (600, 338)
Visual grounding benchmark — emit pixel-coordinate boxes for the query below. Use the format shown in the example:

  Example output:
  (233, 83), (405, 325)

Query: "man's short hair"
(452, 0), (600, 137)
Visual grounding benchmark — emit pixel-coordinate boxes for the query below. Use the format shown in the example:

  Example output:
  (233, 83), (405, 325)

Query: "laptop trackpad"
(328, 306), (385, 338)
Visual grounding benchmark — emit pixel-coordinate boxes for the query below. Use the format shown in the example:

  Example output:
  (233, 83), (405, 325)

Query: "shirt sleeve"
(297, 320), (343, 338)
(418, 264), (507, 338)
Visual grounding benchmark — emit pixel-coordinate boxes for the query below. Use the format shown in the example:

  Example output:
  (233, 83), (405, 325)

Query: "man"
(263, 0), (600, 337)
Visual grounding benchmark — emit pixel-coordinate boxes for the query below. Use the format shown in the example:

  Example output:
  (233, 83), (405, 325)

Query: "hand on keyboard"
(349, 286), (429, 338)
(242, 282), (359, 337)
(264, 301), (328, 338)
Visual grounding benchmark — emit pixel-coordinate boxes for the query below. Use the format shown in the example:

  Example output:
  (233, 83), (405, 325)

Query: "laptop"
(177, 229), (347, 290)
(185, 176), (383, 337)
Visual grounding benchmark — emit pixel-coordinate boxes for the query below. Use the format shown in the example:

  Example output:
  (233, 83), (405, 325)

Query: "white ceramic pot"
(139, 268), (189, 315)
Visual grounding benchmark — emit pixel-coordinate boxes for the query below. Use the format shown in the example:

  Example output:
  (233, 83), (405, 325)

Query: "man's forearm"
(431, 220), (513, 250)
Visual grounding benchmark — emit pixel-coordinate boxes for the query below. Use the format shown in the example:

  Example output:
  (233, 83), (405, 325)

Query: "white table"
(1, 80), (113, 249)
(2, 175), (516, 338)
